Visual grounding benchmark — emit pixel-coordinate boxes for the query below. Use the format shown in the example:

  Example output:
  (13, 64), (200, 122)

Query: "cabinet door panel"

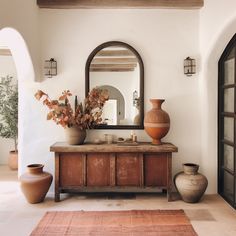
(144, 154), (167, 186)
(87, 153), (110, 186)
(116, 153), (141, 186)
(60, 153), (83, 187)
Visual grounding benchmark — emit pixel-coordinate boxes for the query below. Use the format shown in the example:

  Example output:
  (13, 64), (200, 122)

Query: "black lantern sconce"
(44, 58), (57, 78)
(133, 90), (139, 108)
(184, 57), (196, 76)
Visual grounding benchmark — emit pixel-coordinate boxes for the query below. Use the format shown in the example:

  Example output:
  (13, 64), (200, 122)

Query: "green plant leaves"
(0, 75), (18, 151)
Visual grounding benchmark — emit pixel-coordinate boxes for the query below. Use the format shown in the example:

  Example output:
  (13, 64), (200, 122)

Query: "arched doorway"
(0, 27), (35, 175)
(218, 33), (236, 208)
(99, 85), (125, 125)
(0, 43), (18, 170)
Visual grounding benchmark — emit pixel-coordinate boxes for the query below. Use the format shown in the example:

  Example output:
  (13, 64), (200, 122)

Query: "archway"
(0, 27), (35, 174)
(218, 33), (236, 208)
(200, 16), (236, 195)
(99, 85), (125, 125)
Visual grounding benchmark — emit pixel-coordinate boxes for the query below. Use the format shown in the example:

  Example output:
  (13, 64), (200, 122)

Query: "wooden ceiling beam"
(92, 58), (138, 64)
(90, 63), (137, 69)
(90, 68), (134, 72)
(96, 50), (134, 57)
(37, 0), (204, 9)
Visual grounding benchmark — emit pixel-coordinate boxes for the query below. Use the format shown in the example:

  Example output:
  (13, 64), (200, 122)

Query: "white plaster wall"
(37, 9), (200, 191)
(0, 1), (203, 193)
(0, 55), (17, 164)
(2, 0), (236, 195)
(199, 0), (236, 194)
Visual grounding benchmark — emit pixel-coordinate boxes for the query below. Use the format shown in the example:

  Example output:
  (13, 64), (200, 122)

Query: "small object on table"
(125, 138), (132, 142)
(132, 134), (137, 142)
(117, 137), (125, 143)
(104, 134), (113, 144)
(93, 138), (102, 144)
(130, 130), (137, 142)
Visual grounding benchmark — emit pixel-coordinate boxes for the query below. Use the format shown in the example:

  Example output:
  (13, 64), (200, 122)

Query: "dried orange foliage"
(35, 88), (109, 129)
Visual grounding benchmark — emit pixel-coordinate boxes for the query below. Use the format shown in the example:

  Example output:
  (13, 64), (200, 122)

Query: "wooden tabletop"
(50, 142), (178, 153)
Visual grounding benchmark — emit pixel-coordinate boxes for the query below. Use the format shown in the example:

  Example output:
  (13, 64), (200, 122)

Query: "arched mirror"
(85, 41), (144, 129)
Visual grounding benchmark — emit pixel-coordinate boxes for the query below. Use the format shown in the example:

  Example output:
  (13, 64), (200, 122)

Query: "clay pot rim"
(183, 163), (199, 167)
(150, 98), (165, 102)
(65, 126), (86, 130)
(10, 150), (18, 154)
(27, 164), (44, 169)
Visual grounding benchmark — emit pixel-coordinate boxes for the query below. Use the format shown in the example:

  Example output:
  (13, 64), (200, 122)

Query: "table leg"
(167, 153), (173, 201)
(55, 153), (60, 202)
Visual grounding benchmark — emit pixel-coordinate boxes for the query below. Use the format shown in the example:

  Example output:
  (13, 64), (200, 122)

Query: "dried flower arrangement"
(35, 87), (109, 129)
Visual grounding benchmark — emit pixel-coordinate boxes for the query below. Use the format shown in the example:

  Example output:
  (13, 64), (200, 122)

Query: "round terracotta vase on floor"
(64, 126), (86, 145)
(174, 163), (208, 203)
(20, 164), (53, 204)
(144, 99), (170, 145)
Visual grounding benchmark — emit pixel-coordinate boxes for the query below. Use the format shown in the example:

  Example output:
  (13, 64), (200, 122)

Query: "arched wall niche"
(0, 27), (35, 174)
(200, 16), (236, 193)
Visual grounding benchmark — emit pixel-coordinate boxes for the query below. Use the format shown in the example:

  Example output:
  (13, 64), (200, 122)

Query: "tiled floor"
(1, 165), (236, 236)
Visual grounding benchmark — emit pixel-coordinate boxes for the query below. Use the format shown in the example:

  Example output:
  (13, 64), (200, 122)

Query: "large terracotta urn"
(20, 164), (53, 204)
(144, 99), (170, 145)
(174, 163), (208, 203)
(64, 126), (86, 145)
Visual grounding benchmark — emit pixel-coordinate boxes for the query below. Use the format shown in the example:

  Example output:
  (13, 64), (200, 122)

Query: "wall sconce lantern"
(44, 58), (57, 78)
(184, 57), (196, 76)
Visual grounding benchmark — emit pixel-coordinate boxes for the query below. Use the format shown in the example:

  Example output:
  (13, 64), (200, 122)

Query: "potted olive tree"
(0, 75), (18, 170)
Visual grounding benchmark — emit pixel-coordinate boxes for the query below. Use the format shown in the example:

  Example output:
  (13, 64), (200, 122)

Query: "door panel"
(224, 89), (234, 112)
(116, 153), (141, 186)
(223, 144), (234, 171)
(224, 117), (234, 142)
(60, 153), (84, 187)
(144, 154), (167, 187)
(87, 153), (111, 186)
(223, 171), (234, 202)
(224, 57), (235, 85)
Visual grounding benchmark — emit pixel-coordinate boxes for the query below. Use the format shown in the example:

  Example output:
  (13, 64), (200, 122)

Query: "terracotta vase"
(8, 151), (18, 170)
(174, 163), (208, 203)
(20, 164), (53, 204)
(64, 126), (86, 145)
(144, 99), (170, 145)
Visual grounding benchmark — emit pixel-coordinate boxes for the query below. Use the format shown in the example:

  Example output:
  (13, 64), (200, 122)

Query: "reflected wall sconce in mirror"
(184, 57), (196, 76)
(133, 90), (139, 108)
(44, 58), (57, 78)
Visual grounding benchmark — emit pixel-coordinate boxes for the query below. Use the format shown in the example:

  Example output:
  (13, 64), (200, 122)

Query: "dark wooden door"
(218, 34), (236, 208)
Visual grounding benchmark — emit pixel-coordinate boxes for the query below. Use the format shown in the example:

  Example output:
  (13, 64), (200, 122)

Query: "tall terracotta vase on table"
(20, 164), (53, 204)
(144, 99), (170, 145)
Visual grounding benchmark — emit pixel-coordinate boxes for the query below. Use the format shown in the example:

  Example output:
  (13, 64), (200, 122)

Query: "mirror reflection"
(86, 42), (144, 129)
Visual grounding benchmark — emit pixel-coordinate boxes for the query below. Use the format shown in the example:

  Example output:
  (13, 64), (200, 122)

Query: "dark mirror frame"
(85, 41), (144, 129)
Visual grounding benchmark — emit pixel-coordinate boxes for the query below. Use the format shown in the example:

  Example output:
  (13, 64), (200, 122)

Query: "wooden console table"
(50, 142), (178, 202)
